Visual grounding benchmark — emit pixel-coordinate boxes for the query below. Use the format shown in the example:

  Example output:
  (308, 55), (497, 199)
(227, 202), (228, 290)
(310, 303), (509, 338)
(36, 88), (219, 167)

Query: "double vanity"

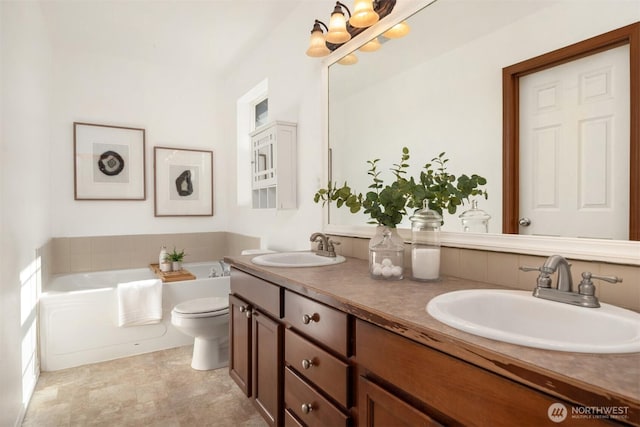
(224, 252), (639, 426)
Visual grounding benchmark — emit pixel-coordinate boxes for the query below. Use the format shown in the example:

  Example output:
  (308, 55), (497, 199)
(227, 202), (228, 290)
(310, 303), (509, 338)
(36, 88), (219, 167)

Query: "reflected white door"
(519, 45), (630, 239)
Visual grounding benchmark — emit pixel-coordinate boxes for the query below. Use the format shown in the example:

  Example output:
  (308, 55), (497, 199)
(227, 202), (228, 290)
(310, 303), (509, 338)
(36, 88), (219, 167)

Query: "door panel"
(519, 45), (630, 239)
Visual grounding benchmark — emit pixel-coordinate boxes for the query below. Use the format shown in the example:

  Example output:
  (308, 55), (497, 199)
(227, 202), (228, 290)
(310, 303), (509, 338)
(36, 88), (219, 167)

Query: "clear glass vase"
(369, 226), (404, 280)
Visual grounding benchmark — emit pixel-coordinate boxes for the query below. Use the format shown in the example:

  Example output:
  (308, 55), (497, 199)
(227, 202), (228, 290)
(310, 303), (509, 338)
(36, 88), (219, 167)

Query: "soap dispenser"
(159, 246), (171, 271)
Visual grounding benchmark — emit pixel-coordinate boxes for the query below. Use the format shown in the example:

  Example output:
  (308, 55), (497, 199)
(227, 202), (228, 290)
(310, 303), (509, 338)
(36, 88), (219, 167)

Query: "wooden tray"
(149, 264), (196, 282)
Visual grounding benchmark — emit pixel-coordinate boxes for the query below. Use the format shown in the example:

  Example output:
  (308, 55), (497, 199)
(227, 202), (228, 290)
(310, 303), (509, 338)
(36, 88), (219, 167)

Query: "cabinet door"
(252, 309), (283, 427)
(359, 376), (443, 427)
(229, 294), (252, 397)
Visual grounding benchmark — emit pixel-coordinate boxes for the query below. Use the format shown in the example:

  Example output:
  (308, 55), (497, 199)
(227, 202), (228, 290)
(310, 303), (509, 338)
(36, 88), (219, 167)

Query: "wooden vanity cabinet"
(282, 290), (352, 426)
(228, 264), (630, 426)
(229, 269), (283, 427)
(356, 319), (618, 427)
(358, 375), (443, 427)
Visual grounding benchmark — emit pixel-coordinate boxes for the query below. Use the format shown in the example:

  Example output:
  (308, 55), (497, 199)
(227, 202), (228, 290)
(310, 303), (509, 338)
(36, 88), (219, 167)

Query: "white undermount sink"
(426, 289), (640, 353)
(251, 251), (346, 268)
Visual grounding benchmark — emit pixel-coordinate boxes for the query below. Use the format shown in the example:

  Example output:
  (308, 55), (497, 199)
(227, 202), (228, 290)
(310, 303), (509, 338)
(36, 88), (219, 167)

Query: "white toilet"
(171, 296), (229, 370)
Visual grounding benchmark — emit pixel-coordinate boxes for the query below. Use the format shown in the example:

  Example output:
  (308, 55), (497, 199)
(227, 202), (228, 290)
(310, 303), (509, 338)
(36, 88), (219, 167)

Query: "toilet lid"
(173, 297), (228, 315)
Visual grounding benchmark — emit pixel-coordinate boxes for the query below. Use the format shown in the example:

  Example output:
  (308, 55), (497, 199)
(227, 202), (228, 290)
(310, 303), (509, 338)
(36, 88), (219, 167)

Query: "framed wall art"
(74, 122), (146, 200)
(154, 147), (213, 216)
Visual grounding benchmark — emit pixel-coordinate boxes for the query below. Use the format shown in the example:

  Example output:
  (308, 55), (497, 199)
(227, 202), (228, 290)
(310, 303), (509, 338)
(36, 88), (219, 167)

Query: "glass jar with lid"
(409, 201), (442, 282)
(459, 200), (491, 233)
(369, 226), (404, 280)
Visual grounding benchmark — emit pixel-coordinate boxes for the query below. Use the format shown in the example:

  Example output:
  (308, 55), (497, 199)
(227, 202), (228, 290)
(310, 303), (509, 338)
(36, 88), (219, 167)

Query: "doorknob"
(519, 217), (532, 226)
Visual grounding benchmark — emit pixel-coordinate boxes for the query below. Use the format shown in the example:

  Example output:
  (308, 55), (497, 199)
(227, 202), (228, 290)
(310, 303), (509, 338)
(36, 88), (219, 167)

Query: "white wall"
(49, 48), (229, 236)
(219, 2), (329, 251)
(0, 2), (52, 425)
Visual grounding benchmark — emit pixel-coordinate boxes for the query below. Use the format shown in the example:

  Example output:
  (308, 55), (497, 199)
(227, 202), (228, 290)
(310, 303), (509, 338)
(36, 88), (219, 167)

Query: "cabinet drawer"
(284, 290), (348, 356)
(285, 328), (349, 407)
(356, 319), (606, 427)
(284, 367), (349, 427)
(231, 269), (281, 318)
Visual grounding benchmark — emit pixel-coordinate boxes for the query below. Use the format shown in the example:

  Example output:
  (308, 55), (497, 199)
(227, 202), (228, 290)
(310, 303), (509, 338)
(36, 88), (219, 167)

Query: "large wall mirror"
(325, 0), (640, 263)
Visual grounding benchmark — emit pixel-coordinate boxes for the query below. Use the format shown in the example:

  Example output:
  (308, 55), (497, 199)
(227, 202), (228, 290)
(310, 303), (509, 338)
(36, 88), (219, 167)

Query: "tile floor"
(23, 346), (267, 427)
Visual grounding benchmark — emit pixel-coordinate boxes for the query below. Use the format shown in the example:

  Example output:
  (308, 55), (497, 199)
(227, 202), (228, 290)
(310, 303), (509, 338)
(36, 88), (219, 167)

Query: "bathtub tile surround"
(46, 231), (260, 275)
(22, 346), (266, 427)
(327, 234), (640, 312)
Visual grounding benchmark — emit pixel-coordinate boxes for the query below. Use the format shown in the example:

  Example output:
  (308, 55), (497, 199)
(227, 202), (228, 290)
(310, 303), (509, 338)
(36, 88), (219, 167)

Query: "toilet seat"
(172, 297), (229, 319)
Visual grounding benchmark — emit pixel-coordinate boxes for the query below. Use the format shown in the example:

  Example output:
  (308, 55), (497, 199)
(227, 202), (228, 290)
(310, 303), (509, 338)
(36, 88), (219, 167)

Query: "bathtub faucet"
(208, 260), (230, 278)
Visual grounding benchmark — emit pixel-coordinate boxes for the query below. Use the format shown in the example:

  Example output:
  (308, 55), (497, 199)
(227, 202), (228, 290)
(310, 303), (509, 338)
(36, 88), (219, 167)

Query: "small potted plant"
(167, 247), (186, 272)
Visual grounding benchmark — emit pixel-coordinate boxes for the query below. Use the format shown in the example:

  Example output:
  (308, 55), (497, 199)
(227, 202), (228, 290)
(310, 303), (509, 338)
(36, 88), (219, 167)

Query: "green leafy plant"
(314, 148), (488, 226)
(167, 247), (186, 262)
(314, 148), (411, 228)
(407, 152), (488, 217)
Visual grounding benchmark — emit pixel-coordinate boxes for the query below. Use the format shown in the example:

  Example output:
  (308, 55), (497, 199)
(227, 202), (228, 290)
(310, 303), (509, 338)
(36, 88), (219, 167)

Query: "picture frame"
(74, 122), (146, 200)
(154, 147), (213, 217)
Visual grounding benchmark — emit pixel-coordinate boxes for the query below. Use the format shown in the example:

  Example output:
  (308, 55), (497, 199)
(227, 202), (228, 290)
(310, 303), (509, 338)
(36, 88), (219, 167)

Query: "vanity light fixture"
(350, 0), (379, 28)
(305, 0), (396, 58)
(383, 20), (410, 38)
(359, 37), (381, 52)
(306, 20), (332, 57)
(326, 2), (352, 44)
(338, 53), (359, 65)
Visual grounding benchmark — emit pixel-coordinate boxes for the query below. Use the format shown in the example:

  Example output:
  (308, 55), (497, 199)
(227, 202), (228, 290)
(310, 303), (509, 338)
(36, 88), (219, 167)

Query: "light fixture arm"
(335, 1), (351, 19)
(313, 19), (329, 33)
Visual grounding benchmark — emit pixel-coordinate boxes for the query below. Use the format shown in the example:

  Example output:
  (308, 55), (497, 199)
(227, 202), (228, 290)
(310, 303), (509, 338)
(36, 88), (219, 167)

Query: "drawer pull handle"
(302, 313), (319, 324)
(301, 359), (314, 370)
(301, 403), (314, 414)
(239, 305), (252, 318)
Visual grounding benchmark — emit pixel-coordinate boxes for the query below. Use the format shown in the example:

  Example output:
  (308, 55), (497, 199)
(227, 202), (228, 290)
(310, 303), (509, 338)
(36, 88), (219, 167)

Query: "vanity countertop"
(224, 254), (640, 417)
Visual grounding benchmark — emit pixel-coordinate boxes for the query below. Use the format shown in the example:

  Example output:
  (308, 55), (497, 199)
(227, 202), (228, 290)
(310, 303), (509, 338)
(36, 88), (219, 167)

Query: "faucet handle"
(520, 266), (552, 288)
(578, 271), (622, 298)
(581, 272), (622, 284)
(327, 239), (340, 250)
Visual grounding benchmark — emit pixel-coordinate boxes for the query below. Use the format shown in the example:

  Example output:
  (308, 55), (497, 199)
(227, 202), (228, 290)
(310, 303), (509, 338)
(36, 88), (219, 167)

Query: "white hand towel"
(117, 279), (163, 327)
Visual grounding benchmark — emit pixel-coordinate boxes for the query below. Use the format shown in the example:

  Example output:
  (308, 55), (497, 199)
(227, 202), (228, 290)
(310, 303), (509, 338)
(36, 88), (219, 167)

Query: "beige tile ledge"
(225, 254), (640, 415)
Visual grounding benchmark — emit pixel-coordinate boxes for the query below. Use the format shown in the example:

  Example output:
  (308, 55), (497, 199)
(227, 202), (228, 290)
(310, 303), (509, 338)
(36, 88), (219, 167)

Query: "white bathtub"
(39, 262), (230, 371)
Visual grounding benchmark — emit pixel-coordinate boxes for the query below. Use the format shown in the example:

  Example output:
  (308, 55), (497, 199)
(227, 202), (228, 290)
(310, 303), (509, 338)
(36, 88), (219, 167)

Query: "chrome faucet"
(541, 254), (573, 292)
(520, 255), (622, 308)
(309, 232), (339, 257)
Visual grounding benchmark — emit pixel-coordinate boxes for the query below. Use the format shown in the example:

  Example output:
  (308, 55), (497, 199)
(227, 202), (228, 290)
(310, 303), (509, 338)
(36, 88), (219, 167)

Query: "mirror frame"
(321, 0), (640, 265)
